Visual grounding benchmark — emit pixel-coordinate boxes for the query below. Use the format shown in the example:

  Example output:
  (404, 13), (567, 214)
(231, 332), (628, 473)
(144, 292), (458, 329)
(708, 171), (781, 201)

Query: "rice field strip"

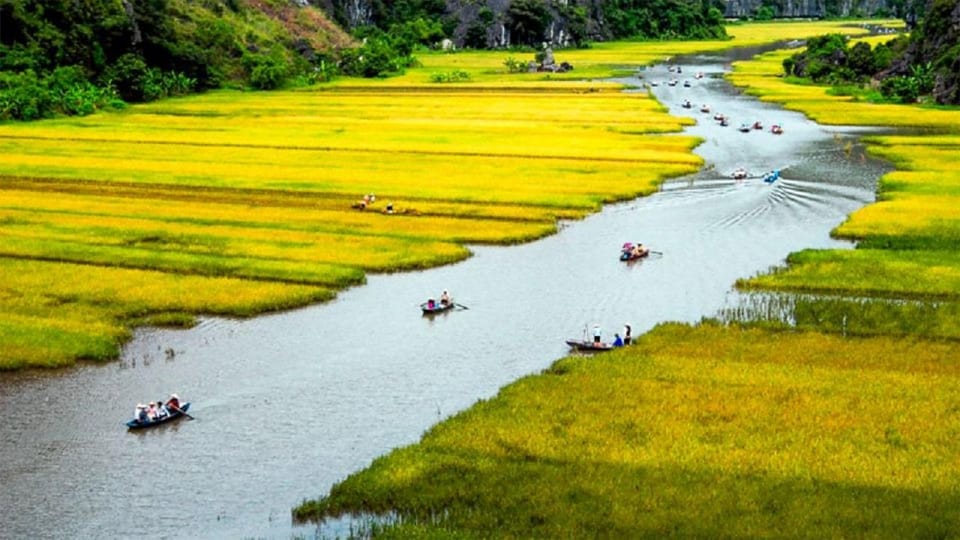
(0, 134), (694, 165)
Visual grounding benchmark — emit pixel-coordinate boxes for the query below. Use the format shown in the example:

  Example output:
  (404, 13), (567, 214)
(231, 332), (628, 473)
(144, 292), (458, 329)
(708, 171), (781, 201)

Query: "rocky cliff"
(724, 0), (898, 18)
(883, 0), (960, 104)
(313, 0), (896, 47)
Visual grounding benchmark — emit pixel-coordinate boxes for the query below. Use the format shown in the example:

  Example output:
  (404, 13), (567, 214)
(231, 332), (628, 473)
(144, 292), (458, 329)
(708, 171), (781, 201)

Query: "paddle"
(454, 303), (469, 310)
(650, 250), (664, 255)
(168, 404), (194, 420)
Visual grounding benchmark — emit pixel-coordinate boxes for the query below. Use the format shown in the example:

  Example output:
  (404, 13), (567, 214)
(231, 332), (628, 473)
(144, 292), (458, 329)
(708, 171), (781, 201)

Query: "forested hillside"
(0, 0), (352, 120)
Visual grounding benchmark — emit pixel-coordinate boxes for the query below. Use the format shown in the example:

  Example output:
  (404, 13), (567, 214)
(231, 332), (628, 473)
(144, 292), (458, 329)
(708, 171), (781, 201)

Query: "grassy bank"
(0, 19), (881, 369)
(296, 324), (960, 537)
(294, 21), (960, 536)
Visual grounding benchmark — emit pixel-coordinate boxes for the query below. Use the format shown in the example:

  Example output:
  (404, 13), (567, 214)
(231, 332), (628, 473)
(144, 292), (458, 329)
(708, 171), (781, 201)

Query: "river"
(0, 48), (889, 539)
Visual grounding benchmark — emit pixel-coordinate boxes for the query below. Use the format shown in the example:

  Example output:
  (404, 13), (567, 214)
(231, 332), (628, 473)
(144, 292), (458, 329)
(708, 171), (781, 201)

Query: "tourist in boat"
(147, 402), (158, 420)
(154, 399), (167, 419)
(623, 324), (632, 345)
(631, 243), (648, 258)
(426, 297), (436, 309)
(440, 290), (451, 306)
(593, 324), (602, 346)
(137, 404), (149, 424)
(166, 394), (181, 413)
(613, 334), (624, 347)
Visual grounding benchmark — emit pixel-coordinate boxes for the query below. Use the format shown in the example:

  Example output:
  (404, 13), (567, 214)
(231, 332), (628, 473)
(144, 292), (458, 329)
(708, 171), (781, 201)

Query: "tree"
(507, 0), (550, 47)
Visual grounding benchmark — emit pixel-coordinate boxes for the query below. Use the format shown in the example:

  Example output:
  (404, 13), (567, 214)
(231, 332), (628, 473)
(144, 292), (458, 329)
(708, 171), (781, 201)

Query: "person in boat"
(623, 324), (632, 345)
(135, 404), (147, 424)
(155, 399), (167, 419)
(166, 394), (181, 413)
(426, 297), (436, 309)
(631, 243), (648, 258)
(593, 324), (602, 346)
(613, 333), (624, 347)
(146, 402), (158, 420)
(440, 290), (451, 306)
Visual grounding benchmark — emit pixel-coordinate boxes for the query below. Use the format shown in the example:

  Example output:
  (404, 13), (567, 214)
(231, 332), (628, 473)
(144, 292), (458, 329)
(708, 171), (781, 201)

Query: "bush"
(504, 56), (528, 73)
(429, 70), (470, 83)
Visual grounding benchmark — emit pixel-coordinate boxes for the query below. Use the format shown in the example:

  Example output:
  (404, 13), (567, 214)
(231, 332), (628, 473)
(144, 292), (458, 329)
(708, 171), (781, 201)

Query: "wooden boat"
(700, 105), (710, 113)
(683, 80), (691, 87)
(731, 168), (748, 180)
(682, 100), (692, 109)
(421, 301), (454, 315)
(620, 248), (650, 261)
(566, 339), (614, 352)
(126, 403), (191, 430)
(738, 124), (751, 133)
(771, 124), (783, 134)
(752, 121), (763, 130)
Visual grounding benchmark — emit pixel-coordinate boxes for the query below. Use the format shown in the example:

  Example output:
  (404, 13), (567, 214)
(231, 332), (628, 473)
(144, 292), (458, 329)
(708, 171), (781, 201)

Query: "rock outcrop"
(881, 0), (960, 104)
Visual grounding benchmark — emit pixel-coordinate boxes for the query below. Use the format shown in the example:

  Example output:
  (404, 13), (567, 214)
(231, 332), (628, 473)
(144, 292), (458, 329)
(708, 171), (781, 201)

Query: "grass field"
(295, 323), (960, 537)
(291, 21), (960, 537)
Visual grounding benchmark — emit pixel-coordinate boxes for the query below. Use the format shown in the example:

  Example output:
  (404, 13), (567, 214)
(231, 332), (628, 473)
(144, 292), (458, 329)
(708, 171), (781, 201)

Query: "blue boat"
(763, 169), (781, 183)
(126, 403), (191, 429)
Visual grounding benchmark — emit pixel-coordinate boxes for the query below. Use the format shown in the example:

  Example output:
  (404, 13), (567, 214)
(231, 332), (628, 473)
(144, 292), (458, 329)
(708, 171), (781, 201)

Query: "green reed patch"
(295, 323), (960, 536)
(738, 248), (960, 300)
(719, 292), (960, 340)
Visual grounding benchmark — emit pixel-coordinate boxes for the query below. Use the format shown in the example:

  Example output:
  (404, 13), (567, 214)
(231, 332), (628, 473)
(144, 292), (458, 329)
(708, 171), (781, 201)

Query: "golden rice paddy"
(292, 22), (960, 536)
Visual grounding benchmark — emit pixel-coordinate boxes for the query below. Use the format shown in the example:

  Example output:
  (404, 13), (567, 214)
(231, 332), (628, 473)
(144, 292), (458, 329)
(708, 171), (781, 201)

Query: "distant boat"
(565, 339), (614, 352)
(700, 105), (710, 113)
(739, 124), (751, 133)
(763, 170), (781, 184)
(421, 301), (454, 315)
(752, 121), (763, 130)
(683, 80), (691, 87)
(126, 403), (191, 430)
(771, 124), (784, 134)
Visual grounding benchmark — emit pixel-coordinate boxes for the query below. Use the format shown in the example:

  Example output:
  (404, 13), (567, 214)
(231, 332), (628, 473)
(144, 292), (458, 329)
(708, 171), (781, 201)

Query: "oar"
(454, 303), (469, 310)
(168, 404), (194, 420)
(650, 250), (664, 255)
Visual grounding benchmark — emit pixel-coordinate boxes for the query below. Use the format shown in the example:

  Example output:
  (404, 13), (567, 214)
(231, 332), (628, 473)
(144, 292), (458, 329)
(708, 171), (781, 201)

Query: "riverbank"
(0, 21), (884, 370)
(294, 28), (960, 536)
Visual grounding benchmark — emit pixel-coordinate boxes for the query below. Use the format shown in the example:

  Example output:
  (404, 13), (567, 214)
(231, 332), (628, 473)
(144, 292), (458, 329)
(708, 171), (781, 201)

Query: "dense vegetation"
(784, 0), (960, 104)
(0, 0), (350, 120)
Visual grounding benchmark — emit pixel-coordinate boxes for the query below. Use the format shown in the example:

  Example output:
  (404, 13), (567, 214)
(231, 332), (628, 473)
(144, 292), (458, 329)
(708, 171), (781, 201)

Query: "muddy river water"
(0, 49), (890, 539)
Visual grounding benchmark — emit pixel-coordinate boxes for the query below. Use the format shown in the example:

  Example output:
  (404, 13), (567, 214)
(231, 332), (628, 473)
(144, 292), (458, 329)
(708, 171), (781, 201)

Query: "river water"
(0, 50), (889, 539)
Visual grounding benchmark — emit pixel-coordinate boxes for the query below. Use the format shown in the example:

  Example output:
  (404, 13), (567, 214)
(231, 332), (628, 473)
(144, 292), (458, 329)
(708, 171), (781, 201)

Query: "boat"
(731, 168), (748, 180)
(565, 339), (614, 352)
(421, 300), (454, 315)
(752, 121), (763, 130)
(683, 80), (691, 87)
(700, 105), (710, 113)
(667, 79), (678, 87)
(126, 403), (191, 430)
(620, 242), (651, 261)
(738, 123), (751, 133)
(719, 116), (729, 127)
(771, 124), (783, 134)
(682, 100), (692, 109)
(763, 170), (781, 183)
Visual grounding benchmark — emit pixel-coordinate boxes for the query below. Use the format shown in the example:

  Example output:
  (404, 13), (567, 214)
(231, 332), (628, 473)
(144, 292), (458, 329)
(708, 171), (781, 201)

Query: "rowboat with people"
(565, 339), (614, 352)
(127, 402), (191, 430)
(620, 242), (650, 261)
(421, 290), (457, 315)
